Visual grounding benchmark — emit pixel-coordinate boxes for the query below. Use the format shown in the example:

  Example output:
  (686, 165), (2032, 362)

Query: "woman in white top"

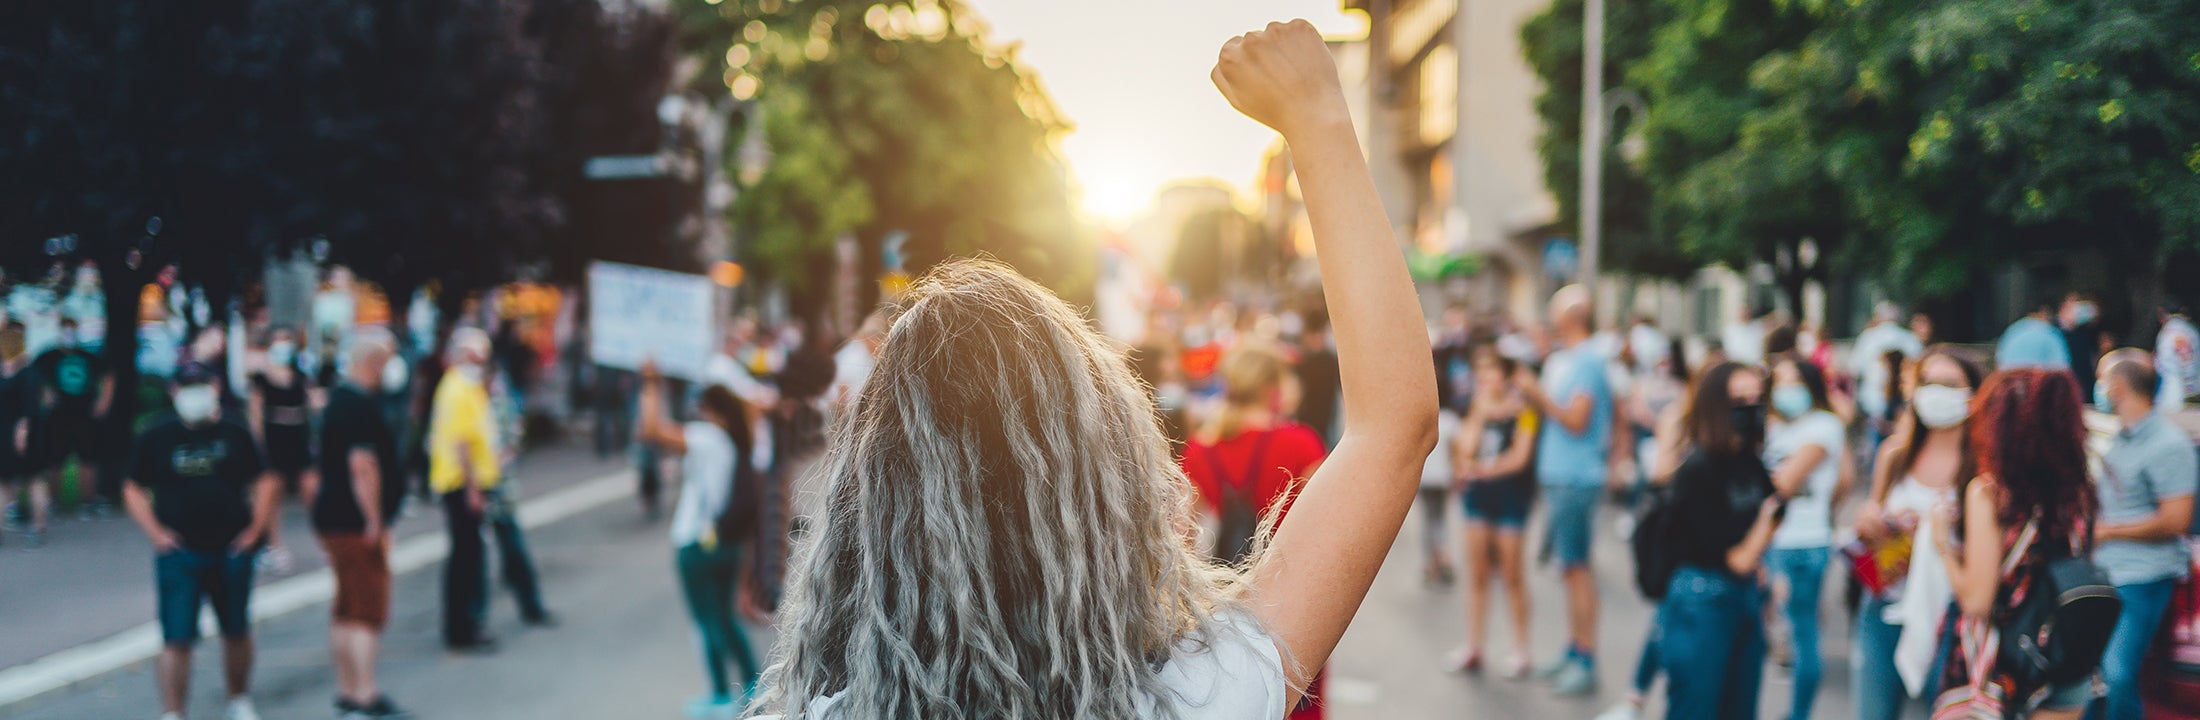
(1848, 347), (1982, 720)
(639, 366), (761, 719)
(1762, 352), (1849, 720)
(746, 20), (1437, 720)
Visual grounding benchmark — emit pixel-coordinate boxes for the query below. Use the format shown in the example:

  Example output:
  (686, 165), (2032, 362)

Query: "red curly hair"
(1963, 369), (2099, 549)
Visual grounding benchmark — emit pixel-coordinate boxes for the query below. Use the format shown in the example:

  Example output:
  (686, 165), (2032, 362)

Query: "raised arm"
(1213, 19), (1439, 701)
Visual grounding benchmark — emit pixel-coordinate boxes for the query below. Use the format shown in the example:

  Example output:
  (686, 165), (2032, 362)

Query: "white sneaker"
(1593, 701), (1642, 720)
(227, 697), (262, 720)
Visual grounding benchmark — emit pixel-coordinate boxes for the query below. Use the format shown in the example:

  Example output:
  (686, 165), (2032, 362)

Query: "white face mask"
(173, 385), (220, 424)
(1912, 384), (1972, 429)
(267, 341), (296, 368)
(381, 356), (408, 389)
(456, 363), (484, 384)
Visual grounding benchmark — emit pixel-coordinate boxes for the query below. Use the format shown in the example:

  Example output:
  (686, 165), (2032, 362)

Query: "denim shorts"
(155, 548), (256, 646)
(1540, 485), (1601, 568)
(1462, 480), (1533, 530)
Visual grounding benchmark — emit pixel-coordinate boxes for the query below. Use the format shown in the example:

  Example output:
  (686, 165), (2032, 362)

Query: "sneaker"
(346, 696), (411, 719)
(1593, 701), (1643, 720)
(1449, 647), (1482, 674)
(1550, 660), (1599, 697)
(227, 697), (262, 720)
(1502, 653), (1531, 680)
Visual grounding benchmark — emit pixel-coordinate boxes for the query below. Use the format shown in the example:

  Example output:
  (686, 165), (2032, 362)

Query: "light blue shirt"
(2098, 412), (2198, 586)
(1535, 344), (1614, 488)
(1994, 316), (2071, 370)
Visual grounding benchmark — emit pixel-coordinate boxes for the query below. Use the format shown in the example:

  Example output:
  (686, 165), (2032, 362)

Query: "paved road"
(13, 464), (1885, 719)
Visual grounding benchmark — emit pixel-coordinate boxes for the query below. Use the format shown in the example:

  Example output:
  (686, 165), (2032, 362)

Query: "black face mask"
(1730, 403), (1767, 448)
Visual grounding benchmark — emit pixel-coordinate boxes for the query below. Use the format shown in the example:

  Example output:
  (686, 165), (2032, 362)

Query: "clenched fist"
(1212, 19), (1348, 139)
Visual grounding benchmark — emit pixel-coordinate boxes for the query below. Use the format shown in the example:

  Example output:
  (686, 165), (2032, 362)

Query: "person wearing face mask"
(33, 316), (115, 516)
(248, 327), (314, 573)
(2088, 348), (2197, 720)
(122, 362), (277, 720)
(431, 327), (554, 653)
(1848, 347), (1983, 720)
(0, 323), (40, 547)
(1760, 352), (1847, 719)
(1649, 361), (1782, 720)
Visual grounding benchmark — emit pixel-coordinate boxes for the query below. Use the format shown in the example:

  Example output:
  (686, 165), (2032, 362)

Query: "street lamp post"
(1578, 0), (1605, 298)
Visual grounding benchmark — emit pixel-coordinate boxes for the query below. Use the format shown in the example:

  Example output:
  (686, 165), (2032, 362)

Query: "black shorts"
(45, 413), (98, 462)
(265, 426), (312, 475)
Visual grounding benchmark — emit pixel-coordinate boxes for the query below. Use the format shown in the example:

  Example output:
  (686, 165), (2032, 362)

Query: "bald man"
(1512, 284), (1615, 696)
(2091, 348), (2195, 720)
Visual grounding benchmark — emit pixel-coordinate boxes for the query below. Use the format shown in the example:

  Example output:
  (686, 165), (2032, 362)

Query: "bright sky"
(969, 1), (1366, 223)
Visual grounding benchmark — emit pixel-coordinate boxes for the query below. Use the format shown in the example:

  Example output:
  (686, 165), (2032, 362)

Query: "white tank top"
(1881, 474), (1957, 600)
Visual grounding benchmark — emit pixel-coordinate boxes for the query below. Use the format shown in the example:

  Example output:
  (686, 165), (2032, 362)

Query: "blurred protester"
(705, 320), (779, 485)
(2156, 302), (2200, 408)
(827, 310), (886, 413)
(638, 365), (762, 718)
(1294, 310), (1342, 448)
(2060, 292), (2105, 397)
(34, 316), (113, 515)
(1628, 314), (1670, 379)
(1597, 346), (1697, 720)
(1185, 343), (1326, 564)
(1763, 352), (1847, 719)
(1651, 362), (1781, 720)
(1417, 351), (1463, 588)
(744, 27), (1439, 716)
(248, 327), (314, 572)
(1850, 348), (1981, 720)
(492, 321), (535, 416)
(1764, 324), (1799, 359)
(1723, 301), (1773, 367)
(0, 323), (37, 546)
(1514, 284), (1616, 696)
(2090, 349), (2196, 720)
(431, 328), (553, 653)
(1931, 369), (2098, 720)
(308, 330), (410, 719)
(62, 264), (105, 355)
(1911, 312), (1938, 348)
(1452, 347), (1538, 678)
(122, 362), (276, 720)
(1995, 294), (2073, 371)
(1853, 303), (1924, 449)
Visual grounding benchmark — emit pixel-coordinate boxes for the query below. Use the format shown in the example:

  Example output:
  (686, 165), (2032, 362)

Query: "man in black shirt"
(34, 317), (114, 512)
(121, 362), (276, 720)
(306, 329), (411, 719)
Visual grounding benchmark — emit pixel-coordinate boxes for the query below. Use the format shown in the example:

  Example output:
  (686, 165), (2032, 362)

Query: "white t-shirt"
(704, 353), (776, 471)
(829, 340), (875, 405)
(1765, 409), (1845, 549)
(1421, 410), (1462, 488)
(670, 421), (737, 547)
(756, 611), (1286, 719)
(1880, 474), (1957, 603)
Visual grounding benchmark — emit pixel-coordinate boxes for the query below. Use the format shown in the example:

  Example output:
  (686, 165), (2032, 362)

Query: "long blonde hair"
(749, 260), (1251, 719)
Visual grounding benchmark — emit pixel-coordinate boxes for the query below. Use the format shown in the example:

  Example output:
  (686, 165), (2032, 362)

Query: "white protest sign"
(588, 261), (716, 380)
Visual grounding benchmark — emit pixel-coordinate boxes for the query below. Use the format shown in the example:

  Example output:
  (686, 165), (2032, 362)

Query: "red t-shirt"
(1181, 423), (1327, 520)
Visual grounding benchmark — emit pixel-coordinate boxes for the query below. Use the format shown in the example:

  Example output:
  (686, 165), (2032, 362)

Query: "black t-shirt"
(1664, 449), (1776, 576)
(313, 386), (403, 533)
(33, 347), (101, 418)
(251, 369), (311, 431)
(129, 418), (267, 551)
(1294, 349), (1341, 444)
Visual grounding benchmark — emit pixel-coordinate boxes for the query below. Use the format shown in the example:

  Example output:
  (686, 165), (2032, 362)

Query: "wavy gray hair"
(749, 260), (1253, 719)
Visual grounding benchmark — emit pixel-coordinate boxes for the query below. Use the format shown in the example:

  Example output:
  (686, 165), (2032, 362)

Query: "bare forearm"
(351, 451), (384, 530)
(123, 485), (165, 539)
(1726, 517), (1777, 575)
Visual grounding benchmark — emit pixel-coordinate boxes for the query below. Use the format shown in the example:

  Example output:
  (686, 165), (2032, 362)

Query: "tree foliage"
(1528, 0), (2200, 304)
(670, 0), (1086, 309)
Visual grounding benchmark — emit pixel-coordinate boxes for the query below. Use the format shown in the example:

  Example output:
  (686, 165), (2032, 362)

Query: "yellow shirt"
(428, 370), (502, 493)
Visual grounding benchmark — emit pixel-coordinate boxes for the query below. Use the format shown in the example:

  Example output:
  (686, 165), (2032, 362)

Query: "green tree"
(671, 0), (1086, 315)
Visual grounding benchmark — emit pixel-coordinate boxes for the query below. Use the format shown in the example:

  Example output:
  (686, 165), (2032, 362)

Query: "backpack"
(1630, 483), (1680, 600)
(715, 427), (765, 544)
(1996, 523), (2123, 695)
(1207, 431), (1276, 565)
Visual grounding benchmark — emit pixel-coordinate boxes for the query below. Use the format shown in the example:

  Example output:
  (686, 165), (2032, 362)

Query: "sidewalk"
(0, 442), (635, 674)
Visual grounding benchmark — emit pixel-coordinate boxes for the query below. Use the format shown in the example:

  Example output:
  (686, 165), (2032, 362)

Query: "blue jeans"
(676, 543), (760, 700)
(1769, 546), (1830, 720)
(1631, 625), (1661, 694)
(2087, 577), (2177, 720)
(1657, 566), (1766, 720)
(155, 547), (257, 647)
